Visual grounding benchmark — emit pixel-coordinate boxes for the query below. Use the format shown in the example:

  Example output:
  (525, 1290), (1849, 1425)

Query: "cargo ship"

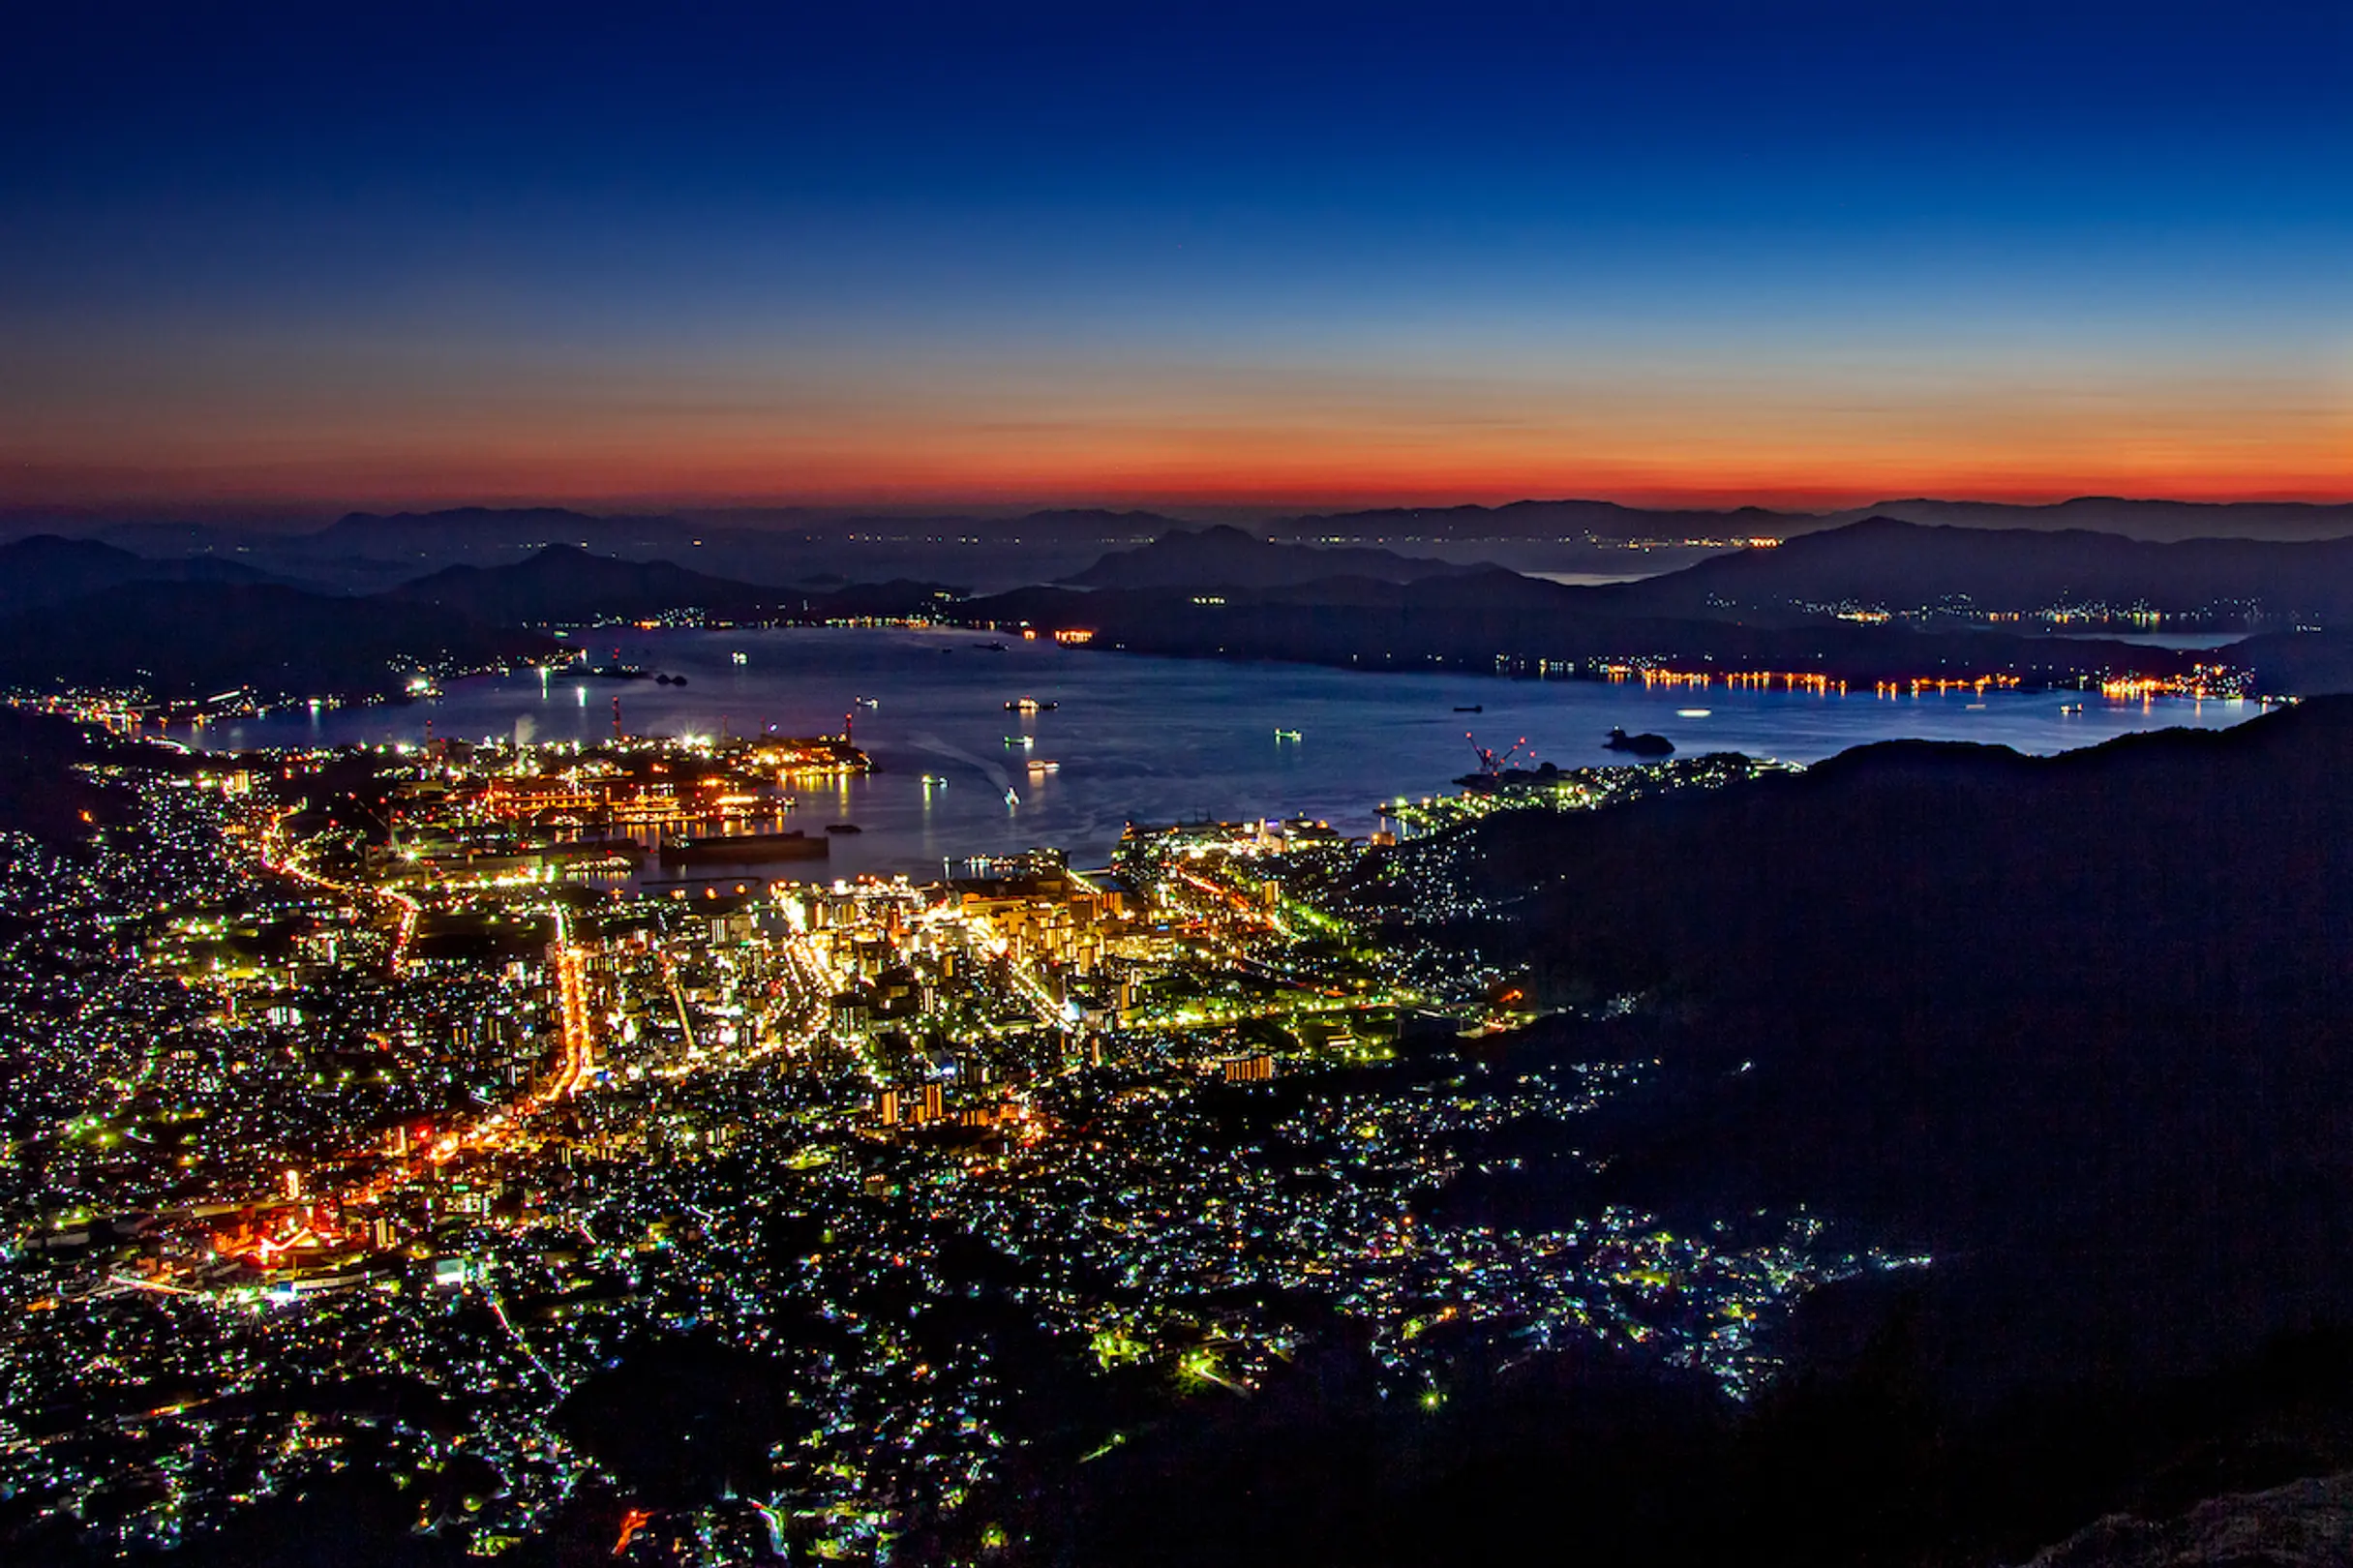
(659, 829), (829, 866)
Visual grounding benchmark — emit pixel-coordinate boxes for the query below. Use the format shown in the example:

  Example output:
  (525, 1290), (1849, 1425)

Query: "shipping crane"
(1466, 732), (1532, 776)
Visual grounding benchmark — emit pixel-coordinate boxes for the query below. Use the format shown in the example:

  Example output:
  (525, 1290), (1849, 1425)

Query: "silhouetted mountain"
(1416, 699), (2353, 1396)
(985, 1310), (2353, 1568)
(1602, 516), (2353, 626)
(1275, 496), (2353, 546)
(1844, 496), (2353, 544)
(0, 708), (187, 841)
(1273, 498), (1812, 543)
(945, 665), (2353, 1568)
(0, 583), (548, 702)
(962, 574), (2207, 687)
(318, 505), (1189, 565)
(0, 534), (283, 616)
(383, 544), (960, 624)
(1063, 526), (1488, 590)
(383, 544), (789, 622)
(2229, 628), (2353, 694)
(54, 506), (1188, 594)
(314, 506), (689, 562)
(988, 520), (2353, 688)
(989, 700), (2353, 1568)
(0, 541), (964, 702)
(88, 519), (286, 557)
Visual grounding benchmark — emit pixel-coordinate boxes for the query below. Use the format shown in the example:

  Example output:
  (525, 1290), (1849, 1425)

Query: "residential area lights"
(0, 726), (1917, 1562)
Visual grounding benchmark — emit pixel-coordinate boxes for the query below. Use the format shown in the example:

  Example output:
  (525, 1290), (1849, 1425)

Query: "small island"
(1603, 726), (1675, 757)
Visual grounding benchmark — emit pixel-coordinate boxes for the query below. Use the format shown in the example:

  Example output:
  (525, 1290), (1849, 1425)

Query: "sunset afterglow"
(5, 2), (2346, 513)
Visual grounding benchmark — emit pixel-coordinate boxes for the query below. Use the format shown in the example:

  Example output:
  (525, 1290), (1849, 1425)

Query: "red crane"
(1466, 732), (1532, 776)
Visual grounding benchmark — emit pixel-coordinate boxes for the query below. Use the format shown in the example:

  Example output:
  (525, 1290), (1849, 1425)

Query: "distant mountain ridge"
(384, 543), (796, 622)
(21, 506), (1189, 595)
(1272, 498), (1805, 543)
(18, 496), (2351, 568)
(1062, 525), (1490, 590)
(10, 498), (2348, 604)
(1275, 496), (2353, 545)
(962, 572), (2208, 689)
(23, 511), (2353, 706)
(1598, 516), (2353, 625)
(0, 541), (971, 703)
(1850, 496), (2353, 543)
(385, 544), (961, 624)
(0, 534), (285, 615)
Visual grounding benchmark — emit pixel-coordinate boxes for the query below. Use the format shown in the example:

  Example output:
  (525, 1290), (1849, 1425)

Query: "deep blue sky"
(4, 1), (2347, 509)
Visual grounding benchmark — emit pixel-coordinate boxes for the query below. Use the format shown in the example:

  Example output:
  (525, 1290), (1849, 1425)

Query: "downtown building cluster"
(0, 730), (1915, 1562)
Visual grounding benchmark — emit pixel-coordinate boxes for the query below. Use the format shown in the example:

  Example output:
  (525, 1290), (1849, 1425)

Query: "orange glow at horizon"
(15, 423), (2353, 509)
(15, 449), (2347, 514)
(10, 359), (2349, 512)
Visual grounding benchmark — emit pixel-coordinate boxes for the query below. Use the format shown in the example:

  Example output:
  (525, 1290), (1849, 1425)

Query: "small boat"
(920, 773), (950, 787)
(1005, 697), (1058, 712)
(731, 651), (748, 666)
(2060, 702), (2085, 713)
(1675, 708), (1711, 718)
(1273, 728), (1302, 741)
(1454, 705), (1482, 713)
(826, 823), (863, 834)
(856, 696), (881, 709)
(1026, 759), (1060, 773)
(981, 642), (1009, 652)
(1004, 786), (1020, 805)
(1004, 735), (1036, 748)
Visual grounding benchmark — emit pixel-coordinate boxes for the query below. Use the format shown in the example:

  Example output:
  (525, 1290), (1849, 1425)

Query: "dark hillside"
(0, 583), (548, 701)
(0, 534), (282, 616)
(0, 708), (185, 840)
(1434, 700), (2353, 1390)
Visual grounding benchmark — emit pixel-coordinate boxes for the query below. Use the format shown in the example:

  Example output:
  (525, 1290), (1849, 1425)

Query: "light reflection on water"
(214, 626), (2260, 879)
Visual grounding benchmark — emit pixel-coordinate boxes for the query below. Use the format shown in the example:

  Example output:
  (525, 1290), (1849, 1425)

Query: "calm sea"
(210, 627), (2259, 879)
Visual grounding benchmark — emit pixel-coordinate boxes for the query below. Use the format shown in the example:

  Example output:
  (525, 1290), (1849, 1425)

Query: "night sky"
(4, 1), (2346, 511)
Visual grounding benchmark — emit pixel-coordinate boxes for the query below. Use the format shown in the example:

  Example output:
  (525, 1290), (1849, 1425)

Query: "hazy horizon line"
(9, 488), (2353, 528)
